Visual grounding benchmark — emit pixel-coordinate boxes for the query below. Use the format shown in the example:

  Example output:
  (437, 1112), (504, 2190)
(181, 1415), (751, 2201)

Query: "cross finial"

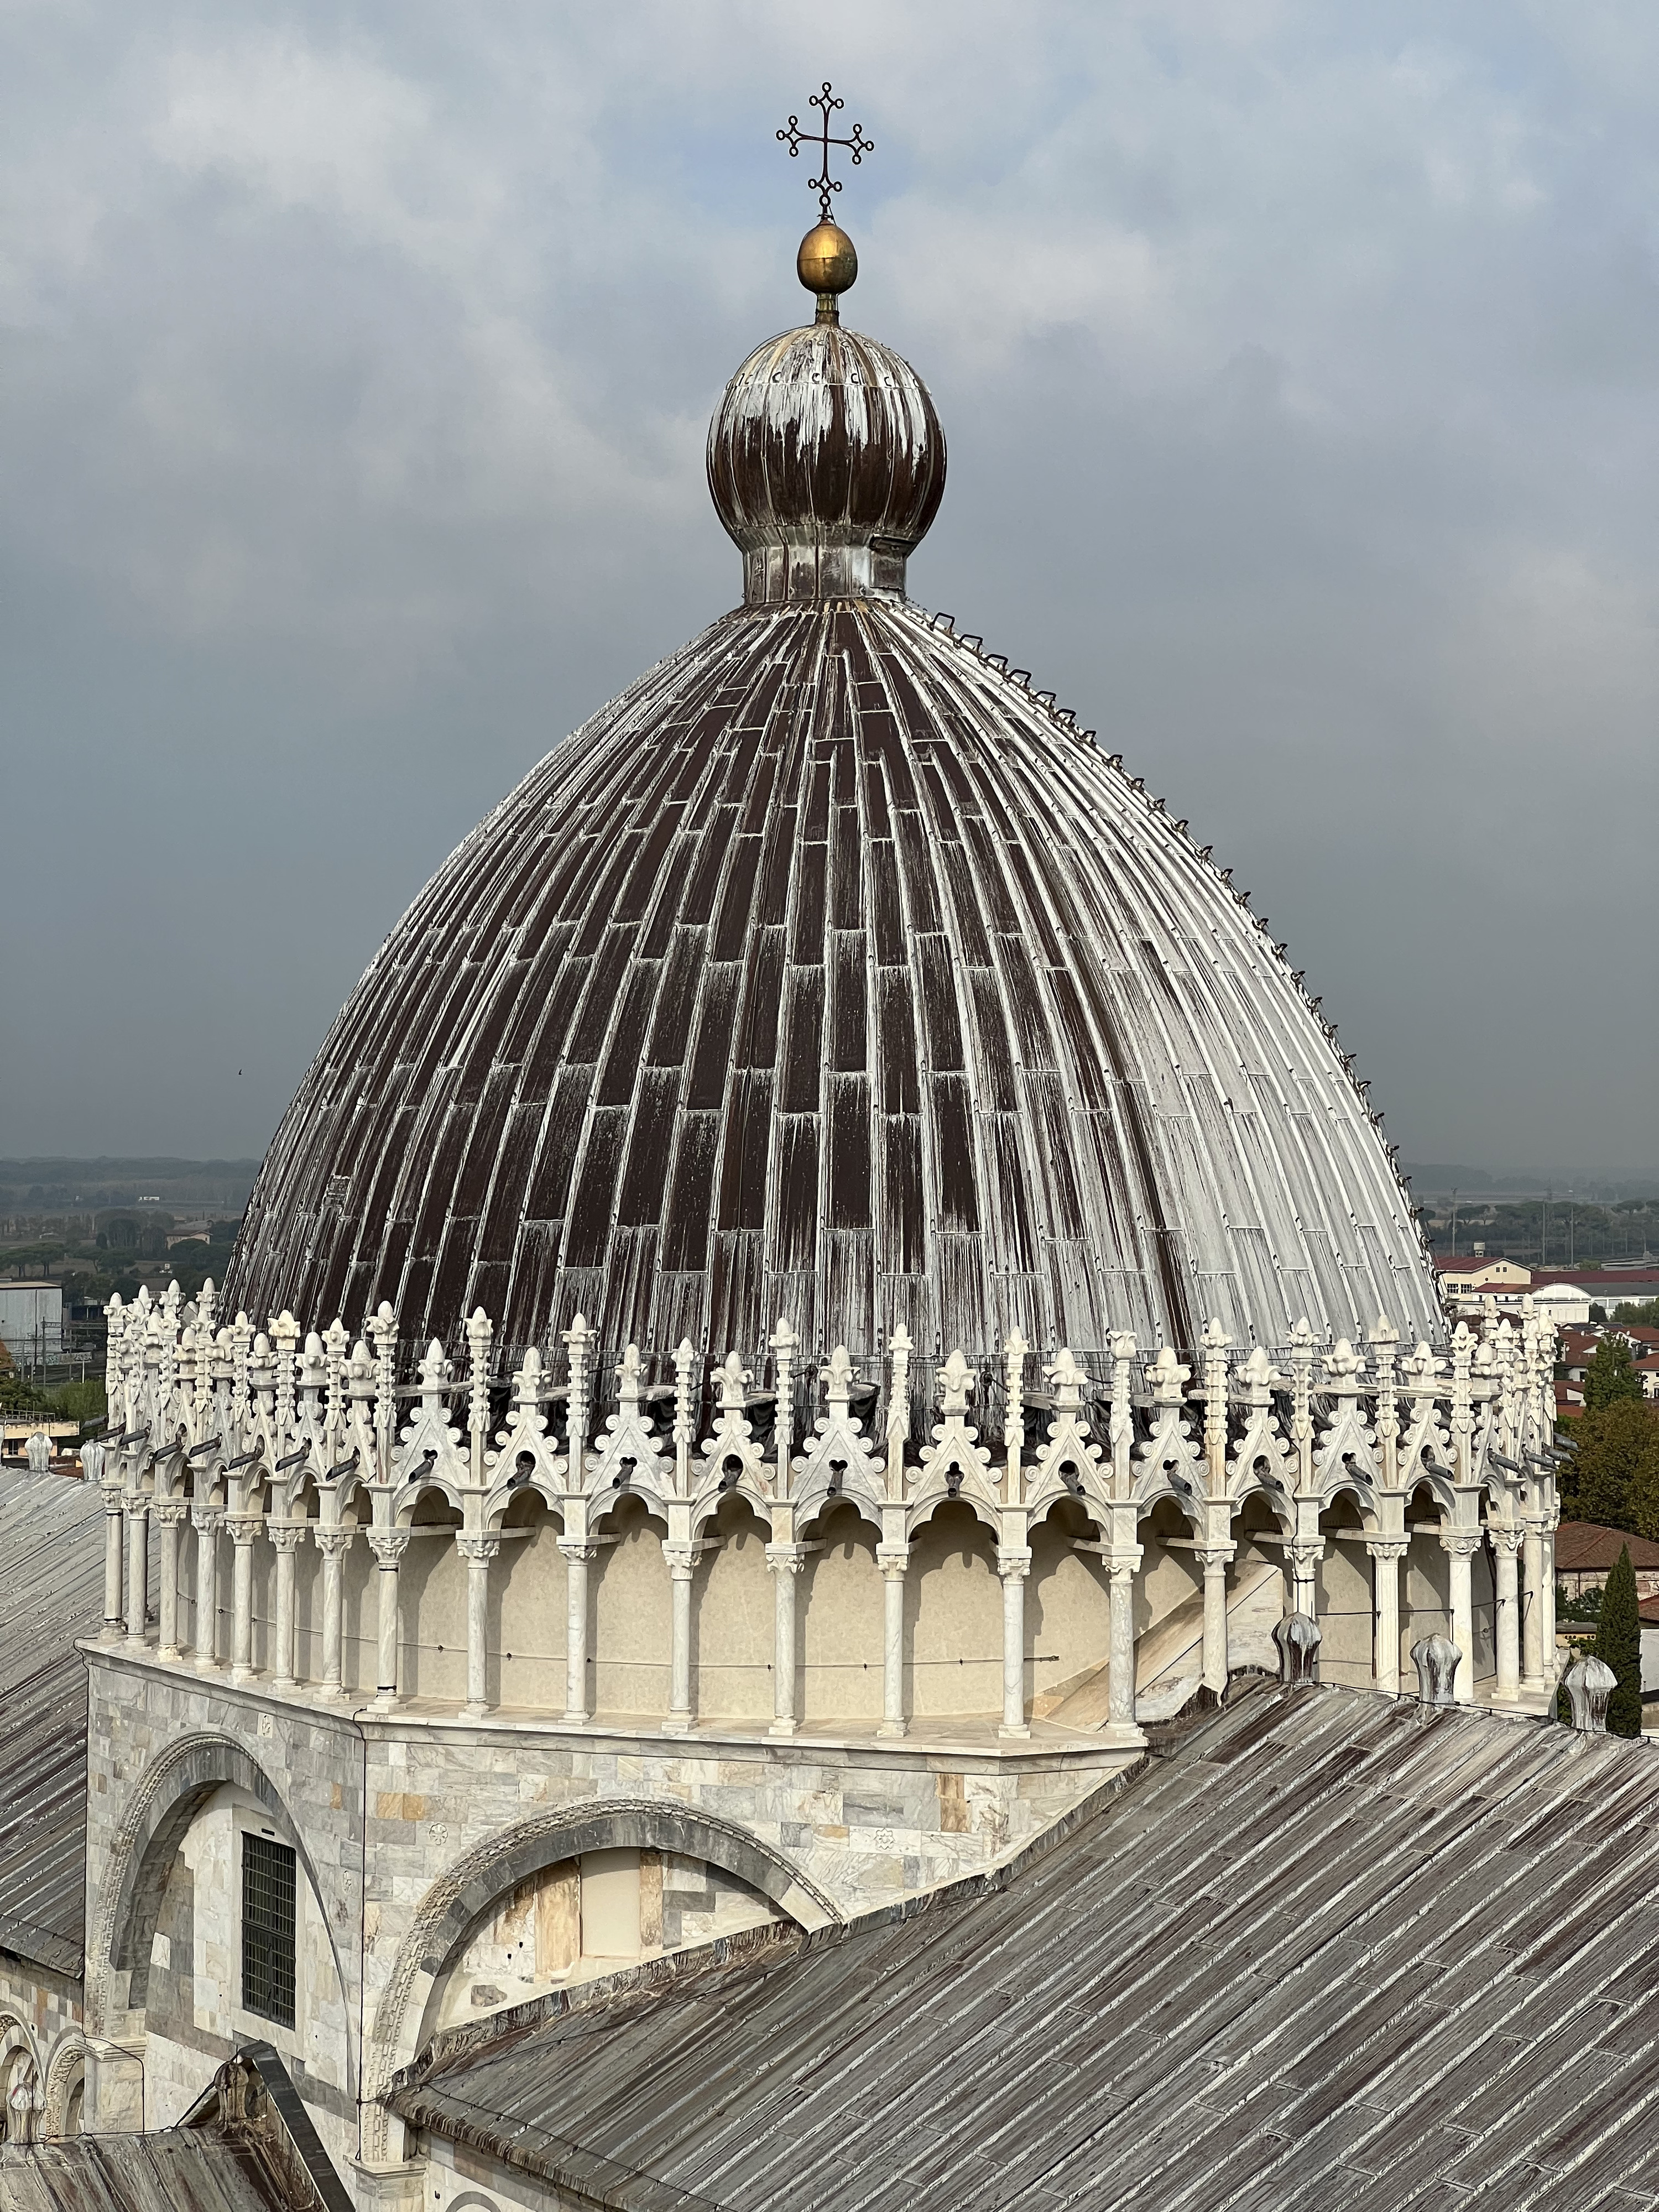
(778, 81), (873, 223)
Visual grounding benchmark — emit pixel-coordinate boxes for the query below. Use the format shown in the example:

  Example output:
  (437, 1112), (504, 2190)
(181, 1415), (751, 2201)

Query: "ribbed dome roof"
(229, 583), (1441, 1360)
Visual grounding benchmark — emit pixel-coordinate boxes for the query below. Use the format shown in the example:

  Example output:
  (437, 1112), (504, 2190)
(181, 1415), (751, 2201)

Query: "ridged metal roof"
(232, 591), (1437, 1365)
(392, 1683), (1659, 2212)
(0, 1468), (106, 1976)
(0, 2043), (351, 2211)
(0, 2135), (280, 2212)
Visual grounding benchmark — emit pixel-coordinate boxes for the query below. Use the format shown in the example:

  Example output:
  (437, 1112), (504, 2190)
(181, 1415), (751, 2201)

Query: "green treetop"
(1595, 1542), (1644, 1738)
(1561, 1400), (1659, 1536)
(1584, 1338), (1644, 1412)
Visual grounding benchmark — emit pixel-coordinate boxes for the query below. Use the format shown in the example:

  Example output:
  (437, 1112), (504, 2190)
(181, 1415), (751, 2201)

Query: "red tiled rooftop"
(1554, 1520), (1659, 1573)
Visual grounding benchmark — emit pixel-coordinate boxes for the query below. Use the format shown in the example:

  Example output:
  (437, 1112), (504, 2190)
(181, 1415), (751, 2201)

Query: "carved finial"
(1046, 1347), (1087, 1402)
(1325, 1338), (1364, 1383)
(1148, 1345), (1191, 1402)
(717, 1351), (751, 1408)
(939, 1348), (976, 1417)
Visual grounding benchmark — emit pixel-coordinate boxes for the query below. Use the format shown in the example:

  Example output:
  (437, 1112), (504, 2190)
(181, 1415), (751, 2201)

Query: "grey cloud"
(2, 1), (1655, 1175)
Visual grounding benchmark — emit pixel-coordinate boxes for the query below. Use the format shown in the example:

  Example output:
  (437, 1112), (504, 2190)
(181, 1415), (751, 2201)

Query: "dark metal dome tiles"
(229, 597), (1441, 1364)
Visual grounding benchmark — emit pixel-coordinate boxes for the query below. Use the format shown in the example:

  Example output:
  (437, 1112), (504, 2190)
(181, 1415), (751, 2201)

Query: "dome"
(228, 281), (1440, 1365)
(708, 322), (945, 604)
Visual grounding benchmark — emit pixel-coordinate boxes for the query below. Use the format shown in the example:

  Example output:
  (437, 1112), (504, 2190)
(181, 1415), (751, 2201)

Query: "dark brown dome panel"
(229, 597), (1441, 1364)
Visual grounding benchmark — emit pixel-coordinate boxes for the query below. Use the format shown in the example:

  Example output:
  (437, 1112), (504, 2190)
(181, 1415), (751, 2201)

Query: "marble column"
(366, 1528), (410, 1708)
(559, 1540), (597, 1724)
(1365, 1538), (1407, 1695)
(1196, 1545), (1234, 1696)
(1491, 1525), (1523, 1703)
(1441, 1532), (1480, 1702)
(1107, 1558), (1139, 1734)
(1289, 1540), (1323, 1625)
(1542, 1520), (1559, 1684)
(997, 1550), (1032, 1739)
(457, 1533), (501, 1719)
(152, 1500), (188, 1660)
(269, 1524), (305, 1691)
(226, 1514), (263, 1684)
(313, 1527), (352, 1698)
(664, 1545), (695, 1735)
(766, 1546), (806, 1737)
(192, 1506), (221, 1672)
(877, 1548), (908, 1739)
(1521, 1519), (1546, 1693)
(101, 1484), (127, 1642)
(124, 1499), (149, 1647)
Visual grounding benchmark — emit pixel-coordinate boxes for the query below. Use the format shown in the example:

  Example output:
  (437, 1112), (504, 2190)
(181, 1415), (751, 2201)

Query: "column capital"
(456, 1532), (502, 1565)
(1486, 1524), (1524, 1558)
(1363, 1537), (1409, 1561)
(662, 1543), (697, 1579)
(1194, 1543), (1235, 1571)
(223, 1513), (264, 1547)
(150, 1499), (189, 1528)
(995, 1547), (1032, 1580)
(311, 1525), (354, 1556)
(1288, 1539), (1324, 1572)
(765, 1544), (809, 1577)
(366, 1528), (411, 1567)
(267, 1522), (308, 1554)
(191, 1504), (222, 1535)
(876, 1545), (910, 1578)
(1439, 1530), (1483, 1561)
(559, 1538), (602, 1565)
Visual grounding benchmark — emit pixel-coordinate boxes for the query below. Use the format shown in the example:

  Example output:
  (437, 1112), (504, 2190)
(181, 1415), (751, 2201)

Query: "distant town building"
(1434, 1258), (1659, 1327)
(0, 1281), (63, 1362)
(1553, 1520), (1659, 1603)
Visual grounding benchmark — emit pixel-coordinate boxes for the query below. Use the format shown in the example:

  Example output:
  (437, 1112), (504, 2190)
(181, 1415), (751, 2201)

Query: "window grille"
(241, 1833), (296, 2028)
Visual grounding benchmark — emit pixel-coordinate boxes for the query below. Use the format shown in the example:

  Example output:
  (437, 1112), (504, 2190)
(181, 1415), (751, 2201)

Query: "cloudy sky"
(3, 1), (1656, 1180)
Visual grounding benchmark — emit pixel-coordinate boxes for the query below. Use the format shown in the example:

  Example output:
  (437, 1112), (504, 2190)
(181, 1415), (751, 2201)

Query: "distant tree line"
(1425, 1195), (1659, 1269)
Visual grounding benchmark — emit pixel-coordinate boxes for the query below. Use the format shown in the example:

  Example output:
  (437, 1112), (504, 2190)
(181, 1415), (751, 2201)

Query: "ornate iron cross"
(778, 81), (873, 223)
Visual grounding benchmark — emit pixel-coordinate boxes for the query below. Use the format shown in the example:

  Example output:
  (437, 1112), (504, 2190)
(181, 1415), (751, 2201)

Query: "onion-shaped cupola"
(707, 218), (946, 606)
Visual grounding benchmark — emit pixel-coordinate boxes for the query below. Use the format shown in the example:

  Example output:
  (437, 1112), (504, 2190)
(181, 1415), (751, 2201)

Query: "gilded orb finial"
(797, 221), (858, 322)
(778, 81), (872, 325)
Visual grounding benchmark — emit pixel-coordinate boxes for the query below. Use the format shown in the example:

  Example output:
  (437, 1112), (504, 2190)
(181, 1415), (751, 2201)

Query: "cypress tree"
(1595, 1542), (1644, 1739)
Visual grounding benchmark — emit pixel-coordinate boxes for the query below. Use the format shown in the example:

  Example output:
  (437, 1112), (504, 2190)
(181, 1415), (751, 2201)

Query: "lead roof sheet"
(392, 1684), (1659, 2212)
